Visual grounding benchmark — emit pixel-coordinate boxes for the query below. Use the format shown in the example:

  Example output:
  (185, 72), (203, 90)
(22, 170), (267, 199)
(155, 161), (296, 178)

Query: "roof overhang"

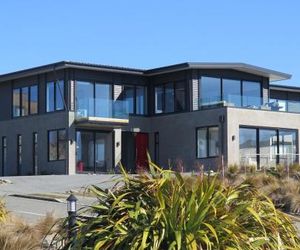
(0, 61), (291, 83)
(145, 62), (291, 82)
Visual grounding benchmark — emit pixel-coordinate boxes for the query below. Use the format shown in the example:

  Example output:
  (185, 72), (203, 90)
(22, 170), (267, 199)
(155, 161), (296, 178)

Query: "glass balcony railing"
(75, 98), (130, 120)
(199, 95), (300, 113)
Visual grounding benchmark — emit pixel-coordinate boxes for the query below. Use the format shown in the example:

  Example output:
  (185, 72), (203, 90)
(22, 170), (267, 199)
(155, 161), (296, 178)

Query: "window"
(155, 86), (164, 114)
(154, 81), (186, 114)
(48, 129), (66, 161)
(199, 77), (221, 105)
(13, 85), (38, 117)
(196, 126), (219, 158)
(46, 80), (65, 112)
(222, 79), (241, 106)
(95, 83), (112, 117)
(239, 128), (258, 167)
(242, 81), (261, 107)
(1, 137), (7, 176)
(239, 127), (298, 169)
(33, 132), (38, 175)
(17, 135), (22, 175)
(136, 86), (146, 115)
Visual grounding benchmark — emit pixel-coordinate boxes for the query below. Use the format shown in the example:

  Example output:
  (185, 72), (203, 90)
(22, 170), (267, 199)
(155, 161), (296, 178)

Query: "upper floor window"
(198, 76), (261, 108)
(154, 81), (186, 114)
(46, 80), (65, 112)
(75, 81), (147, 119)
(13, 85), (38, 117)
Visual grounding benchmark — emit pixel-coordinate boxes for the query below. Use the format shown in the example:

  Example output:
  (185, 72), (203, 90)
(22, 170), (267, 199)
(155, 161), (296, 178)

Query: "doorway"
(76, 130), (110, 173)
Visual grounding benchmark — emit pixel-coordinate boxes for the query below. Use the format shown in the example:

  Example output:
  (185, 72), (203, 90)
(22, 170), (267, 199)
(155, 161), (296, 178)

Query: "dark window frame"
(239, 125), (298, 169)
(12, 84), (39, 118)
(46, 80), (65, 113)
(198, 75), (262, 109)
(154, 80), (188, 114)
(48, 129), (66, 162)
(196, 126), (220, 159)
(1, 136), (7, 176)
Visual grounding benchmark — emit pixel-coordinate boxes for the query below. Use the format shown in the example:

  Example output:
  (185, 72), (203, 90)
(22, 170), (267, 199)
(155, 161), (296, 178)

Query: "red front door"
(135, 133), (149, 171)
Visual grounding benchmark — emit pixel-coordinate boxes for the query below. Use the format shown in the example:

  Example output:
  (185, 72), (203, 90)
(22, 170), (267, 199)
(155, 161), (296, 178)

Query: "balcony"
(199, 95), (300, 113)
(75, 98), (129, 128)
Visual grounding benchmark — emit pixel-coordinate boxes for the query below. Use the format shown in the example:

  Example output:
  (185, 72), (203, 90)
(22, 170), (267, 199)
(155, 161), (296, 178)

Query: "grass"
(0, 203), (58, 250)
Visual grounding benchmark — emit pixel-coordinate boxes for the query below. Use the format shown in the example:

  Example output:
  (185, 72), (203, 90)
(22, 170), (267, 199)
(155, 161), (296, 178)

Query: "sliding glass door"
(76, 130), (110, 173)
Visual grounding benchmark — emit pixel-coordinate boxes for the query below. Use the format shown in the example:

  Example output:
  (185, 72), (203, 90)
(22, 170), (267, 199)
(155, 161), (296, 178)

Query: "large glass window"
(175, 81), (186, 111)
(76, 81), (94, 117)
(155, 86), (164, 114)
(136, 86), (146, 115)
(196, 126), (219, 158)
(30, 85), (38, 114)
(239, 127), (298, 169)
(95, 83), (112, 117)
(154, 82), (186, 114)
(47, 81), (65, 112)
(222, 79), (241, 106)
(199, 77), (221, 105)
(239, 128), (258, 167)
(13, 85), (38, 117)
(165, 83), (175, 113)
(279, 130), (297, 165)
(259, 129), (277, 168)
(48, 129), (66, 161)
(124, 86), (134, 114)
(242, 81), (261, 107)
(13, 88), (21, 117)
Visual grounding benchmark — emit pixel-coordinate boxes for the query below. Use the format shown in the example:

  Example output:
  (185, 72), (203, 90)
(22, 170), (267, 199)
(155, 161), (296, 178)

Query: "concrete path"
(0, 174), (119, 223)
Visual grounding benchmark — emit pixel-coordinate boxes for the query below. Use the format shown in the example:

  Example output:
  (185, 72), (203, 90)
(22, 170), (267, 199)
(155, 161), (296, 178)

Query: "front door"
(76, 130), (109, 173)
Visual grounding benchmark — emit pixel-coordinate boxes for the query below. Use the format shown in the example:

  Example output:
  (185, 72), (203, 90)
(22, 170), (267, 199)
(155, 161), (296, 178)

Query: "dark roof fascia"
(0, 61), (144, 83)
(270, 84), (300, 93)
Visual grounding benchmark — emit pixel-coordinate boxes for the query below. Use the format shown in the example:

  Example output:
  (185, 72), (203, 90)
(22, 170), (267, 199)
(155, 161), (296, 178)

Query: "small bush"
(53, 163), (300, 249)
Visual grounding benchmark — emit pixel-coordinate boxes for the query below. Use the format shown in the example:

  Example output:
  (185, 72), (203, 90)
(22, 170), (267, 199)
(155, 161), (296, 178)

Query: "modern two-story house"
(0, 61), (299, 176)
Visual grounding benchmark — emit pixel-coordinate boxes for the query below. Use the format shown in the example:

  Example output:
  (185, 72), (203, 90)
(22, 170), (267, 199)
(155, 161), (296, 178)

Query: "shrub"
(53, 163), (300, 249)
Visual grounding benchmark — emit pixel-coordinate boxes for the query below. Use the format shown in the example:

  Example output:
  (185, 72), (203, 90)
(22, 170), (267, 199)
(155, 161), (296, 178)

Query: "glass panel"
(58, 130), (66, 160)
(259, 129), (277, 169)
(165, 83), (174, 113)
(95, 133), (107, 172)
(13, 88), (21, 117)
(30, 85), (38, 114)
(95, 83), (112, 117)
(21, 87), (29, 116)
(155, 86), (164, 114)
(239, 128), (257, 167)
(48, 131), (57, 161)
(208, 127), (219, 157)
(136, 86), (145, 115)
(279, 130), (297, 165)
(56, 80), (64, 110)
(242, 81), (261, 107)
(199, 77), (221, 106)
(46, 82), (55, 112)
(76, 131), (94, 172)
(222, 79), (241, 106)
(76, 81), (94, 117)
(124, 86), (134, 114)
(287, 100), (300, 112)
(175, 81), (186, 111)
(197, 128), (207, 158)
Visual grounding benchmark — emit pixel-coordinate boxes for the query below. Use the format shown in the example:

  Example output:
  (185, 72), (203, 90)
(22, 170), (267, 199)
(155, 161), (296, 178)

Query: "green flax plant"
(54, 162), (300, 250)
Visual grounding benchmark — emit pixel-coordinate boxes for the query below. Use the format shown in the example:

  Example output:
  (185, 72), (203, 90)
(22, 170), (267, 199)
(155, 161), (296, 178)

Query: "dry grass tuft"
(0, 212), (58, 250)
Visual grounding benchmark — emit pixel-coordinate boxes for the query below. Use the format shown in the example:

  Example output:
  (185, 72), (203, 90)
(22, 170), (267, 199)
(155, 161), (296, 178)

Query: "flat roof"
(0, 61), (291, 82)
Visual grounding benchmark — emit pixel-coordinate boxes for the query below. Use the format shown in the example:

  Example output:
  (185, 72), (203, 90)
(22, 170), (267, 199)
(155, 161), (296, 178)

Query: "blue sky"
(0, 1), (299, 85)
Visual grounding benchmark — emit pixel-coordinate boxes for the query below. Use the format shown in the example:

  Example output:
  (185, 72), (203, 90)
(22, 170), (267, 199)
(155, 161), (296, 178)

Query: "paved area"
(0, 174), (118, 223)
